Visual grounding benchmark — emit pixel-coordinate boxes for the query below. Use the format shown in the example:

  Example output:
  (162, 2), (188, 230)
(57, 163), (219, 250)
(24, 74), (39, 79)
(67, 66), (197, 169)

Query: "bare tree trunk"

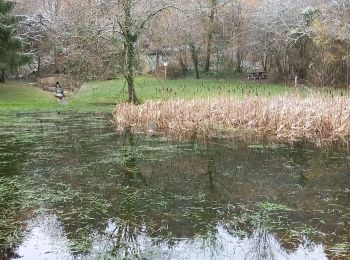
(236, 50), (242, 73)
(204, 0), (216, 73)
(275, 54), (283, 75)
(261, 53), (269, 72)
(178, 46), (189, 75)
(216, 47), (219, 73)
(155, 51), (160, 72)
(0, 70), (5, 83)
(37, 56), (41, 77)
(204, 31), (213, 73)
(190, 43), (200, 79)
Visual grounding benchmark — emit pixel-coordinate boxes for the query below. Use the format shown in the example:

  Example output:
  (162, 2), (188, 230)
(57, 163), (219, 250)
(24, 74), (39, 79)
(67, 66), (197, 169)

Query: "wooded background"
(15, 0), (350, 87)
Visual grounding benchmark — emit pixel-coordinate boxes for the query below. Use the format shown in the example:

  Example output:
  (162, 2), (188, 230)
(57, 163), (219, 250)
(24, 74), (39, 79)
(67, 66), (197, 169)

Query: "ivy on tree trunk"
(119, 0), (172, 104)
(124, 37), (138, 103)
(122, 0), (138, 104)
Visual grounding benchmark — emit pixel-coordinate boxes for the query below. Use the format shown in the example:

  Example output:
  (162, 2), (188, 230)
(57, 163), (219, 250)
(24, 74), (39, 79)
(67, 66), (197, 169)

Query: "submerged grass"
(113, 94), (350, 147)
(1, 112), (349, 259)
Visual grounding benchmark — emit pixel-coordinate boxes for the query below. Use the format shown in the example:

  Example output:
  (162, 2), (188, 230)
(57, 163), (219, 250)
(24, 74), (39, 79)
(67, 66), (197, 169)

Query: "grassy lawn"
(0, 82), (58, 111)
(74, 75), (297, 106)
(1, 75), (347, 112)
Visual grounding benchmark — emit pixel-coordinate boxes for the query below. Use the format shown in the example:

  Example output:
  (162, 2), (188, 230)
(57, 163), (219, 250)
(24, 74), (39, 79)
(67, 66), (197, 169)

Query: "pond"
(0, 112), (349, 259)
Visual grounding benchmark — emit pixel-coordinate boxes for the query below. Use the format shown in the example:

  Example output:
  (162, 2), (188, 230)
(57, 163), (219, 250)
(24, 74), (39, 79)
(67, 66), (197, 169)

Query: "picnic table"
(247, 71), (268, 80)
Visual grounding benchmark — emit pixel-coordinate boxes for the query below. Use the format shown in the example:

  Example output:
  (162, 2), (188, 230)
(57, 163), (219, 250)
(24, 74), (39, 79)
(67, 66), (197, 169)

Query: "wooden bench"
(248, 71), (268, 80)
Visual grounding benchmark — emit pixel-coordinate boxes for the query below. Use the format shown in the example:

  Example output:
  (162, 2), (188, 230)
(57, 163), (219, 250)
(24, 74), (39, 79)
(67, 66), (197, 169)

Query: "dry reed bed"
(113, 95), (350, 146)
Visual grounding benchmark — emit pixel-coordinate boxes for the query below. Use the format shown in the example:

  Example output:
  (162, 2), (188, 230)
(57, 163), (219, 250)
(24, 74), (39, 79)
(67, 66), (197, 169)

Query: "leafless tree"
(14, 0), (350, 87)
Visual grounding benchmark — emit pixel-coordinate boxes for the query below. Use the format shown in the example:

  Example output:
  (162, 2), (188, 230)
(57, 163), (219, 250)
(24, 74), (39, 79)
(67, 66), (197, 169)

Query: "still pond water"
(0, 112), (349, 260)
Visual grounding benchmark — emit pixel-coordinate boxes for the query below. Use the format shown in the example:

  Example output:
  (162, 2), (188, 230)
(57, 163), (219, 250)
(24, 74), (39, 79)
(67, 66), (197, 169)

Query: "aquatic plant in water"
(113, 94), (350, 147)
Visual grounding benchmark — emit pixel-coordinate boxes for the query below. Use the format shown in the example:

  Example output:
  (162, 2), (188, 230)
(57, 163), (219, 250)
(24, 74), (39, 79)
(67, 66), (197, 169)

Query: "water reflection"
(0, 112), (349, 259)
(14, 215), (72, 260)
(14, 215), (327, 260)
(121, 128), (146, 185)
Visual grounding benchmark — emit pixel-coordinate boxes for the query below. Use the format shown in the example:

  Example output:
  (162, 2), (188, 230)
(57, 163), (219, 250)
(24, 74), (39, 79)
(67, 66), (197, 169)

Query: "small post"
(164, 62), (168, 79)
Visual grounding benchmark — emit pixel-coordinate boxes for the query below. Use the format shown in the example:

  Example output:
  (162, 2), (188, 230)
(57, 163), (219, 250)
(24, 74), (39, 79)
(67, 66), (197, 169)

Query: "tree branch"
(136, 4), (181, 36)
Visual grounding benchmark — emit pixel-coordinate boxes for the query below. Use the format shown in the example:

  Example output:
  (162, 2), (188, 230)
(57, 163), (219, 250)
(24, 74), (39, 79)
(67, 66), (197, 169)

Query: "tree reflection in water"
(15, 215), (327, 259)
(121, 127), (146, 185)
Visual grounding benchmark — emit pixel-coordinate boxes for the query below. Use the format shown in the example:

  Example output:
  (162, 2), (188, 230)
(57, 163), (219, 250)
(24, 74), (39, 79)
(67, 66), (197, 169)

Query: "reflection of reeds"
(113, 95), (350, 147)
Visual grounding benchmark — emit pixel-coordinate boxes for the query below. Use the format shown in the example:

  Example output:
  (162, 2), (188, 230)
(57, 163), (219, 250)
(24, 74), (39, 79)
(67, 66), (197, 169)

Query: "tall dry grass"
(113, 94), (350, 147)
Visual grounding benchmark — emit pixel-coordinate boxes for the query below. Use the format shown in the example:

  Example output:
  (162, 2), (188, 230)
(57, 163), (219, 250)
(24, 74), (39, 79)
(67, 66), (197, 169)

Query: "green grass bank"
(0, 82), (57, 111)
(1, 76), (348, 112)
